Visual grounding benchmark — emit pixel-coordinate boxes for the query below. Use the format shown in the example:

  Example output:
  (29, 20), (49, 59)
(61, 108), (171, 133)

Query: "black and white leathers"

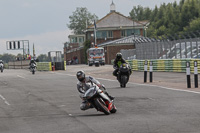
(77, 76), (101, 94)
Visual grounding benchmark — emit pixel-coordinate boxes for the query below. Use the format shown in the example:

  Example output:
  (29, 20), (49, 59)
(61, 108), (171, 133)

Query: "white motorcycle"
(83, 83), (117, 115)
(30, 63), (36, 74)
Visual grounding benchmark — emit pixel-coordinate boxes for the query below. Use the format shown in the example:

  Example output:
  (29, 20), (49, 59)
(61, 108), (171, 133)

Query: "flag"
(33, 43), (35, 56)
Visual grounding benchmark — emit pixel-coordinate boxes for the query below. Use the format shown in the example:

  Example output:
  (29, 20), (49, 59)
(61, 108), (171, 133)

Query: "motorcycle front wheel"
(32, 69), (35, 74)
(120, 75), (127, 88)
(94, 98), (110, 115)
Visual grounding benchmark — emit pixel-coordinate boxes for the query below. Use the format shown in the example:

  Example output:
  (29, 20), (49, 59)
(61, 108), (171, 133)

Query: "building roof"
(98, 35), (153, 46)
(87, 11), (145, 30)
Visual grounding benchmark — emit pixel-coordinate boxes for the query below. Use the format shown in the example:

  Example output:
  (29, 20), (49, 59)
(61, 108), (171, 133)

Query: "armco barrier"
(127, 59), (200, 73)
(8, 60), (29, 69)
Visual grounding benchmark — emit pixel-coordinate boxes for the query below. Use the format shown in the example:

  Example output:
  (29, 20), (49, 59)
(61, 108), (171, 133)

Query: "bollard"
(149, 61), (153, 82)
(194, 61), (198, 88)
(186, 61), (191, 88)
(144, 60), (148, 83)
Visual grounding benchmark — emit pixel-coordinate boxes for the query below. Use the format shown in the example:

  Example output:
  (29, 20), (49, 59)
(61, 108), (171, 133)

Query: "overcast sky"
(0, 0), (180, 56)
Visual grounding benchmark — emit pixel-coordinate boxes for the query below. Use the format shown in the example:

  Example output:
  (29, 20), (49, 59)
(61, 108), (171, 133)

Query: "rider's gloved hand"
(97, 84), (102, 88)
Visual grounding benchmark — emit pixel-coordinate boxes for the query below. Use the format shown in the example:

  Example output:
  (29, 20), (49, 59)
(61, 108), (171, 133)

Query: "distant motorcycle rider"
(76, 70), (114, 110)
(0, 60), (4, 69)
(113, 53), (127, 77)
(29, 59), (36, 69)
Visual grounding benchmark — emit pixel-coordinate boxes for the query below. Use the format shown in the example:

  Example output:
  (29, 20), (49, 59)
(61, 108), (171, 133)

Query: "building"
(86, 1), (149, 45)
(64, 1), (149, 64)
(63, 34), (85, 63)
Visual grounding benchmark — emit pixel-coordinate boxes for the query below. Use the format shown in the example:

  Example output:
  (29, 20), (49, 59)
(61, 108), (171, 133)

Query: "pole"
(186, 61), (191, 88)
(149, 61), (153, 82)
(144, 60), (148, 83)
(194, 61), (198, 88)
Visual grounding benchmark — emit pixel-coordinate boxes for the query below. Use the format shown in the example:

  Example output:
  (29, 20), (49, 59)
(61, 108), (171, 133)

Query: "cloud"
(0, 29), (72, 56)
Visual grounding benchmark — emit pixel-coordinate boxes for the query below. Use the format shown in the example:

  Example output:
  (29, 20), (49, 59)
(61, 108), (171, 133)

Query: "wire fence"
(121, 31), (200, 60)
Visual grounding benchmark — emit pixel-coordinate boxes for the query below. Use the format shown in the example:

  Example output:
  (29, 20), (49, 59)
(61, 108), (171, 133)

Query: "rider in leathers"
(76, 70), (114, 110)
(113, 53), (132, 82)
(0, 60), (4, 69)
(113, 53), (127, 77)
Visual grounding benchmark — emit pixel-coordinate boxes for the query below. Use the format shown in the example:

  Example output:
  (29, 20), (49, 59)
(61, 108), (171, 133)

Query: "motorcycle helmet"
(116, 52), (122, 60)
(76, 70), (85, 82)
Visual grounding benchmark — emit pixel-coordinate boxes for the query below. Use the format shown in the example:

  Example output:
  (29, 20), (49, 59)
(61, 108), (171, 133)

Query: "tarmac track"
(0, 65), (200, 133)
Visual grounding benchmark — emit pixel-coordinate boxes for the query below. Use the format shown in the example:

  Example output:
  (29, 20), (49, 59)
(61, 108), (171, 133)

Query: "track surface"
(0, 66), (200, 133)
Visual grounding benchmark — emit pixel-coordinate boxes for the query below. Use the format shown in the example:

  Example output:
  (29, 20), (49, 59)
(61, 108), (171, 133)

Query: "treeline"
(129, 0), (200, 37)
(0, 53), (49, 63)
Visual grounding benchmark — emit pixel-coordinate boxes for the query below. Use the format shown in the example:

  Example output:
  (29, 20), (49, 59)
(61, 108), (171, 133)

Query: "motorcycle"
(0, 64), (3, 73)
(117, 63), (131, 88)
(83, 83), (117, 115)
(30, 63), (36, 74)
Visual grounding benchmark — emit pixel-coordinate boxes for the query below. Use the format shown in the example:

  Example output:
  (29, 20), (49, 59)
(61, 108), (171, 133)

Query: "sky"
(0, 0), (180, 56)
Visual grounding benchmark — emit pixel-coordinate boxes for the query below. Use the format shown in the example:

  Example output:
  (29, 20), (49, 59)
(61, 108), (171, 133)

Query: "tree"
(0, 53), (16, 63)
(184, 17), (200, 32)
(67, 7), (98, 34)
(129, 5), (151, 21)
(37, 54), (48, 62)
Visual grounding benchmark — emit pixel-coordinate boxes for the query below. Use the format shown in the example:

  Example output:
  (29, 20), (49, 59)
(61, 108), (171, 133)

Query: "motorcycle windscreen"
(84, 87), (97, 99)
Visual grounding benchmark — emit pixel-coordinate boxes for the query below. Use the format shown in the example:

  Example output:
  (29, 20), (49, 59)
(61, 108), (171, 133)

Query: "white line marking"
(17, 75), (25, 79)
(53, 72), (200, 95)
(0, 94), (10, 105)
(128, 82), (200, 94)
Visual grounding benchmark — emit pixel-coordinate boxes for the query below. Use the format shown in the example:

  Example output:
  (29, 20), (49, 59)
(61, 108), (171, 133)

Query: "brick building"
(64, 1), (149, 64)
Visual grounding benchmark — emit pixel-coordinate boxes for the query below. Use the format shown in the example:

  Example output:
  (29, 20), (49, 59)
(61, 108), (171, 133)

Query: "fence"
(122, 31), (200, 60)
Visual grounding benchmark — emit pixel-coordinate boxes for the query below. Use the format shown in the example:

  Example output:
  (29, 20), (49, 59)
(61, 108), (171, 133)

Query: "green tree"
(129, 5), (151, 21)
(0, 53), (16, 63)
(67, 7), (98, 34)
(184, 17), (200, 32)
(37, 54), (48, 62)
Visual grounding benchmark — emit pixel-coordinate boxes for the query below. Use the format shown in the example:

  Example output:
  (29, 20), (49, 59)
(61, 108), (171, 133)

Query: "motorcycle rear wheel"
(94, 98), (110, 115)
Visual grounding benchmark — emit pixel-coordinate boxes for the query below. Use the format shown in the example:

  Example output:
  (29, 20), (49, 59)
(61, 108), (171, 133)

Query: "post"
(149, 61), (153, 82)
(186, 61), (191, 88)
(194, 61), (198, 88)
(144, 60), (148, 83)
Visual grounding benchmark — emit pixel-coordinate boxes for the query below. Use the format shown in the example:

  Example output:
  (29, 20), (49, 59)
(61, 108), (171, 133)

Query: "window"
(107, 31), (113, 38)
(121, 30), (126, 37)
(71, 37), (77, 43)
(97, 31), (107, 39)
(121, 29), (140, 37)
(78, 37), (83, 43)
(127, 29), (134, 36)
